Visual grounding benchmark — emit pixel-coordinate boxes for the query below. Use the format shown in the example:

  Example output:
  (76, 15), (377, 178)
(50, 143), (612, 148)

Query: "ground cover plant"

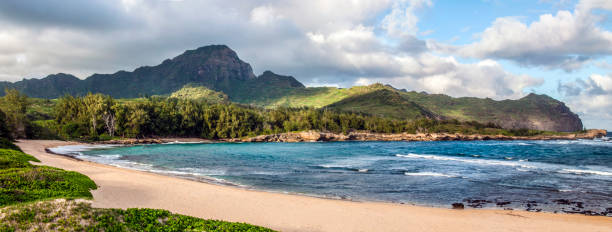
(0, 199), (275, 232)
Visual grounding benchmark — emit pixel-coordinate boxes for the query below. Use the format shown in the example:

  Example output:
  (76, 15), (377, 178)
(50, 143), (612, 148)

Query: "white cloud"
(381, 0), (432, 38)
(436, 0), (612, 71)
(559, 74), (612, 129)
(250, 6), (282, 26)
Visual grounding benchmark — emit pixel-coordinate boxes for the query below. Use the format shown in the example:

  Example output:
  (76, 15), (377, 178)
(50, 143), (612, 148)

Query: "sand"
(16, 140), (612, 232)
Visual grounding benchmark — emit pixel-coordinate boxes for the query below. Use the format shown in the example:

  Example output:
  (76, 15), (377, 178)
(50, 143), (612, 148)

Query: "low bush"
(0, 148), (96, 207)
(0, 200), (276, 232)
(0, 138), (22, 151)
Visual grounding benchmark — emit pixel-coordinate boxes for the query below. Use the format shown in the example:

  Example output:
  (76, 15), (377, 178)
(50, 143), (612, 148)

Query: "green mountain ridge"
(0, 45), (583, 132)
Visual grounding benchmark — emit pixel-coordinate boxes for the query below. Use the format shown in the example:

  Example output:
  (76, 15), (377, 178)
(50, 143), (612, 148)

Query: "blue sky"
(0, 0), (610, 129)
(414, 0), (609, 99)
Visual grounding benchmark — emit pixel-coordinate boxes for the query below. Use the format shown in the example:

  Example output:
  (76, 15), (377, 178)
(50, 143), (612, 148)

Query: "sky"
(0, 0), (611, 130)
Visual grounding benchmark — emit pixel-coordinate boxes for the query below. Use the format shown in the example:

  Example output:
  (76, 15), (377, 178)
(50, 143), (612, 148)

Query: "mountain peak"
(46, 73), (80, 80)
(256, 71), (304, 88)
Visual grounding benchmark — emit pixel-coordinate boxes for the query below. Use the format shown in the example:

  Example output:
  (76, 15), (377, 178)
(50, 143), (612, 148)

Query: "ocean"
(50, 137), (612, 215)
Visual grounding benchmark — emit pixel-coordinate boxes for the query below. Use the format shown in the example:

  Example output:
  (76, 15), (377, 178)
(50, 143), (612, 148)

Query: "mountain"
(0, 45), (583, 132)
(2, 45), (263, 98)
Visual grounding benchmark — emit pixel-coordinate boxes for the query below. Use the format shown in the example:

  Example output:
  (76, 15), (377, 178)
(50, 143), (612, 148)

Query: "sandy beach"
(16, 140), (612, 232)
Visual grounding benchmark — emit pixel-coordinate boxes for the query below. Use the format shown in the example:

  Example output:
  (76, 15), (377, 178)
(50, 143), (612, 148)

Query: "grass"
(0, 199), (276, 232)
(0, 138), (22, 152)
(0, 148), (97, 206)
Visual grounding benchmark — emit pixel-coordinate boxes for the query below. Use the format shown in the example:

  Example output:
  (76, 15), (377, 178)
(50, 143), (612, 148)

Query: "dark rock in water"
(463, 198), (492, 208)
(496, 201), (511, 207)
(604, 208), (612, 216)
(580, 210), (601, 216)
(575, 202), (584, 209)
(452, 203), (464, 209)
(553, 199), (571, 205)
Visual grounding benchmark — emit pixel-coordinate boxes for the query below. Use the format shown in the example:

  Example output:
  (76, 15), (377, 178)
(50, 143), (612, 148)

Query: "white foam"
(395, 153), (535, 168)
(319, 156), (391, 169)
(560, 169), (612, 176)
(533, 139), (612, 147)
(358, 169), (369, 173)
(48, 144), (121, 155)
(163, 141), (206, 144)
(404, 172), (455, 178)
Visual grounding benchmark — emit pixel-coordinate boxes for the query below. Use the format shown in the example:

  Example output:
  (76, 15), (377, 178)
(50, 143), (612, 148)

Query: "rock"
(496, 201), (511, 207)
(553, 199), (572, 205)
(580, 129), (607, 138)
(452, 203), (464, 209)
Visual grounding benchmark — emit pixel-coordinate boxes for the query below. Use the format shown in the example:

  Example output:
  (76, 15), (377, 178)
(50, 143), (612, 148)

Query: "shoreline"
(16, 140), (612, 232)
(88, 129), (608, 145)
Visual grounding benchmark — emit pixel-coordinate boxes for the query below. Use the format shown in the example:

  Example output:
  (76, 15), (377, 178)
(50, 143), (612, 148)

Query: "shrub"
(0, 166), (97, 206)
(0, 200), (276, 232)
(0, 149), (38, 169)
(0, 147), (97, 206)
(0, 138), (22, 151)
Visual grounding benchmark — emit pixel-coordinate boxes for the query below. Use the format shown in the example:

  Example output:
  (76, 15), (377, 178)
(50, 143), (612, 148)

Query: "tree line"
(52, 93), (426, 140)
(0, 89), (541, 141)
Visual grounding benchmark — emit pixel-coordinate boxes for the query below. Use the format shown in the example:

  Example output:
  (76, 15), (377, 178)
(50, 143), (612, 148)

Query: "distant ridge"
(0, 45), (583, 132)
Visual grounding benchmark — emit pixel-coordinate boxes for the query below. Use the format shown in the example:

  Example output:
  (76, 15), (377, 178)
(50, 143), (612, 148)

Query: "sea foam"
(404, 172), (455, 178)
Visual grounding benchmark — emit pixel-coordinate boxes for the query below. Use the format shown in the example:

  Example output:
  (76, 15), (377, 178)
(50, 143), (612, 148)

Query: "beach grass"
(0, 148), (97, 206)
(0, 199), (275, 232)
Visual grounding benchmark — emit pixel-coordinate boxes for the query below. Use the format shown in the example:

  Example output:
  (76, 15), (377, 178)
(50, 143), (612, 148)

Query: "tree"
(126, 105), (149, 138)
(0, 110), (12, 139)
(83, 93), (105, 136)
(102, 96), (117, 137)
(0, 89), (29, 138)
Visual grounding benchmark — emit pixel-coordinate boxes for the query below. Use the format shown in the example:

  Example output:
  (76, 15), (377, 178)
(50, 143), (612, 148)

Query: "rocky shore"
(95, 137), (212, 145)
(225, 129), (607, 143)
(88, 129), (607, 144)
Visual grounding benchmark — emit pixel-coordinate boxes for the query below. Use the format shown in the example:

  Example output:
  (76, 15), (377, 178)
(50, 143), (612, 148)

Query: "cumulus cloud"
(435, 0), (612, 71)
(559, 74), (612, 129)
(0, 0), (541, 100)
(381, 0), (432, 38)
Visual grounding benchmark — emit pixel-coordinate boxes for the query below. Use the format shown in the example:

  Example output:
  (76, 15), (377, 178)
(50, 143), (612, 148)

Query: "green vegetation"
(0, 148), (97, 206)
(235, 83), (582, 132)
(170, 84), (229, 104)
(325, 88), (438, 119)
(50, 92), (548, 141)
(0, 86), (572, 142)
(0, 89), (29, 138)
(0, 200), (275, 232)
(233, 84), (389, 108)
(0, 138), (22, 151)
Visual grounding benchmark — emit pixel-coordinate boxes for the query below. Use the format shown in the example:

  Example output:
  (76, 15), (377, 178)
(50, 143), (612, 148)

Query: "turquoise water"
(52, 138), (612, 214)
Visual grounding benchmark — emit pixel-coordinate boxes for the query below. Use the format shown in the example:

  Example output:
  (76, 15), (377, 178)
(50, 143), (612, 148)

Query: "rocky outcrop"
(492, 94), (583, 132)
(225, 130), (607, 143)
